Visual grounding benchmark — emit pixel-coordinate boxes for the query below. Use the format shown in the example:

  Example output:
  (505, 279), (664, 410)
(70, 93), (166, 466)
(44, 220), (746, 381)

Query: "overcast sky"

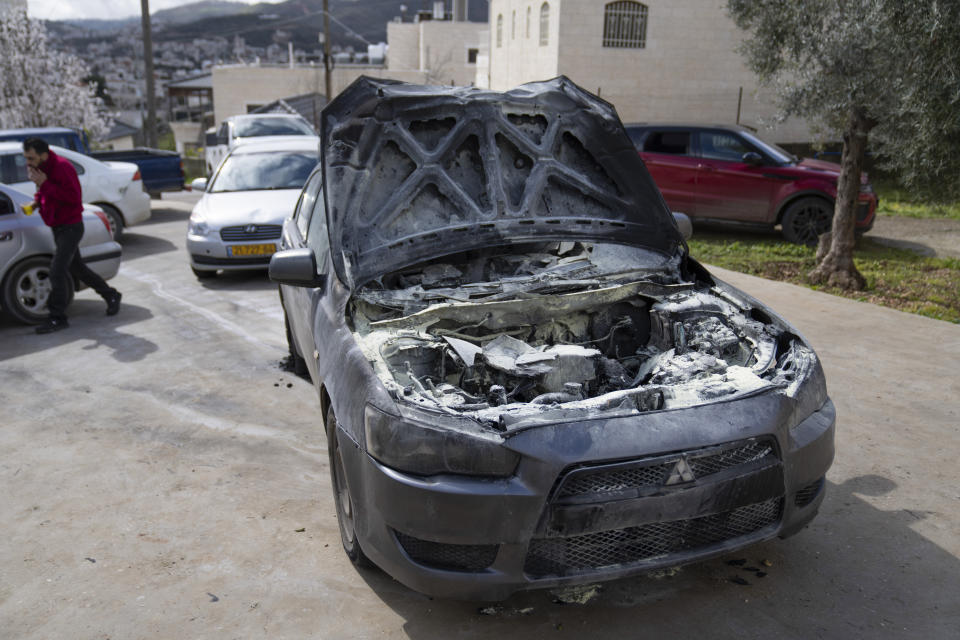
(28, 0), (283, 21)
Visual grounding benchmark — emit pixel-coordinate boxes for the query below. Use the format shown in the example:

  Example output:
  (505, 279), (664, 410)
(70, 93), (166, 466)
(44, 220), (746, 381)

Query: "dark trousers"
(48, 222), (116, 321)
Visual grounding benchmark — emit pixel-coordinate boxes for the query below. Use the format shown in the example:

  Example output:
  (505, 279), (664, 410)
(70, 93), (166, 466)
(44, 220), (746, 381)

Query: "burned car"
(271, 77), (834, 600)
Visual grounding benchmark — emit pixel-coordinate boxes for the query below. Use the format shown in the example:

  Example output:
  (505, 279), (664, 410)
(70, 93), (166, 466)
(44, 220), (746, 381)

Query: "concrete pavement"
(1, 193), (957, 639)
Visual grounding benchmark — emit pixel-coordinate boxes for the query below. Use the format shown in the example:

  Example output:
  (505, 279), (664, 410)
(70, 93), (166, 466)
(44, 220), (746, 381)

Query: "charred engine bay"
(351, 242), (814, 431)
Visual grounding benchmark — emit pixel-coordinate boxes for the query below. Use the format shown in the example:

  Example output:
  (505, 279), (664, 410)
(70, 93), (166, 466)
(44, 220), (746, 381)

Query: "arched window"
(539, 3), (550, 46)
(496, 14), (503, 48)
(526, 6), (531, 38)
(603, 1), (648, 48)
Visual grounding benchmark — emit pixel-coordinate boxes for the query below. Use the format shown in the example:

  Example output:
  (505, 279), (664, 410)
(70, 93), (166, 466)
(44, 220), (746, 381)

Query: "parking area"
(1, 193), (958, 639)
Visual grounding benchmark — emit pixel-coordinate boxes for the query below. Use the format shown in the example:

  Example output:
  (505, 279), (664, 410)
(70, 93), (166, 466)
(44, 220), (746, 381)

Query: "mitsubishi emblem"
(665, 458), (696, 485)
(245, 224), (257, 233)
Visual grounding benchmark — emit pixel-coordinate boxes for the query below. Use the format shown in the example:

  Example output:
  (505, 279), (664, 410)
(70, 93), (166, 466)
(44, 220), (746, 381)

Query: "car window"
(0, 153), (29, 183)
(69, 159), (85, 175)
(0, 192), (13, 215)
(293, 171), (323, 238)
(699, 131), (754, 162)
(234, 117), (315, 138)
(306, 185), (330, 271)
(217, 122), (229, 145)
(642, 131), (691, 155)
(625, 127), (646, 147)
(209, 151), (318, 193)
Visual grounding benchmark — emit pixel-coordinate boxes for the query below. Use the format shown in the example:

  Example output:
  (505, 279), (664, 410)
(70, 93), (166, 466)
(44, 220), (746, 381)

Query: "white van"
(204, 114), (318, 175)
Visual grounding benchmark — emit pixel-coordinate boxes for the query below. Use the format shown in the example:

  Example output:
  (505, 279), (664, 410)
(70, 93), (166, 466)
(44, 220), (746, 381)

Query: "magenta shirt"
(36, 150), (83, 227)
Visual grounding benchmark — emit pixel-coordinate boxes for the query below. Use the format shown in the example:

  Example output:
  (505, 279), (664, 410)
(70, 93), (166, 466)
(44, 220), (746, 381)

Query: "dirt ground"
(867, 215), (960, 258)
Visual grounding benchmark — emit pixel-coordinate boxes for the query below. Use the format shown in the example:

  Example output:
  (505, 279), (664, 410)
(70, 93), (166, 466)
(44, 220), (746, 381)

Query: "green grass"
(874, 179), (960, 220)
(688, 229), (960, 323)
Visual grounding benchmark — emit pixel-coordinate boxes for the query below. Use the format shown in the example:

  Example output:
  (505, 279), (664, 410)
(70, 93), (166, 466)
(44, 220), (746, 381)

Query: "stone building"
(486, 0), (809, 142)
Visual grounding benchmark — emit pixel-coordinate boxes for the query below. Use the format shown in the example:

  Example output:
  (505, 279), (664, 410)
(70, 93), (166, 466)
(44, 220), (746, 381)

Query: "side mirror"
(672, 212), (693, 240)
(190, 177), (208, 192)
(742, 151), (764, 166)
(269, 248), (325, 288)
(205, 129), (217, 146)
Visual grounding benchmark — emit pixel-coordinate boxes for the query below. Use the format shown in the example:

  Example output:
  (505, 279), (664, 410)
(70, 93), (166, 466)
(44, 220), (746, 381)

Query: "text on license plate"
(229, 243), (276, 256)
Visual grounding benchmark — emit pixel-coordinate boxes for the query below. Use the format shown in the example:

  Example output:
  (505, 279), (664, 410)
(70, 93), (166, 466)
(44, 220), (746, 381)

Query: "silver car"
(0, 183), (122, 324)
(186, 138), (318, 279)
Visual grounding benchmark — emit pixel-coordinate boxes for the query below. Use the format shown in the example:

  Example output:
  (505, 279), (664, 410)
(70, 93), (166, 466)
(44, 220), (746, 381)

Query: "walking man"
(23, 138), (121, 334)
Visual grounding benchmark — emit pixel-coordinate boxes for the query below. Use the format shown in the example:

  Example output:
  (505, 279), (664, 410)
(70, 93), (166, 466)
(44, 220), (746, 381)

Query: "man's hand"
(28, 166), (47, 187)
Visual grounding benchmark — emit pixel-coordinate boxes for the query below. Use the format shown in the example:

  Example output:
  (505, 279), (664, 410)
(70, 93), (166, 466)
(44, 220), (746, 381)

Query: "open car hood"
(321, 76), (686, 289)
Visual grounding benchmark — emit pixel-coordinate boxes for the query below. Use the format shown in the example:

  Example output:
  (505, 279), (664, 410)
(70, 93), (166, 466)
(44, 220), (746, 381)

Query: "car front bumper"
(187, 234), (278, 272)
(338, 393), (835, 601)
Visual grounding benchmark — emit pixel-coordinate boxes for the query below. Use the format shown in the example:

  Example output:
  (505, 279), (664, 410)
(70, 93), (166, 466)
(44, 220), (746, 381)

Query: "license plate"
(228, 243), (276, 257)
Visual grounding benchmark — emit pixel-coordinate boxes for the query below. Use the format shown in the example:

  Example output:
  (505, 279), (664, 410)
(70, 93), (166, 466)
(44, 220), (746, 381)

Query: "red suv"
(625, 124), (877, 244)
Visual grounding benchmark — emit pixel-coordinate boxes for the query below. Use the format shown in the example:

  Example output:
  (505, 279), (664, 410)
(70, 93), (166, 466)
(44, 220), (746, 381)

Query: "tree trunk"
(808, 108), (873, 290)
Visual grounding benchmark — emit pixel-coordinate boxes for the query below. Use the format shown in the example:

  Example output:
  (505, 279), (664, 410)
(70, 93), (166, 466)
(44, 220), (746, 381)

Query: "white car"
(187, 138), (319, 279)
(0, 183), (121, 324)
(204, 113), (317, 175)
(0, 142), (151, 241)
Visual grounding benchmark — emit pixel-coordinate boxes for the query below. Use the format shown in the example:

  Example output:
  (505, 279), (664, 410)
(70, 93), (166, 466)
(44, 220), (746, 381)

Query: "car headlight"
(188, 217), (211, 237)
(364, 404), (519, 477)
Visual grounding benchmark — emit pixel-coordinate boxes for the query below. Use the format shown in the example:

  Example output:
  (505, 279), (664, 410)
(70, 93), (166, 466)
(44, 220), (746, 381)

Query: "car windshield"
(234, 117), (314, 138)
(210, 151), (318, 193)
(739, 130), (797, 165)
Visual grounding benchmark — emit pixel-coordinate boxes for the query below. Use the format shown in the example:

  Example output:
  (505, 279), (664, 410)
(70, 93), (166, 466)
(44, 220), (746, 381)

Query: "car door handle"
(698, 164), (717, 172)
(0, 231), (13, 242)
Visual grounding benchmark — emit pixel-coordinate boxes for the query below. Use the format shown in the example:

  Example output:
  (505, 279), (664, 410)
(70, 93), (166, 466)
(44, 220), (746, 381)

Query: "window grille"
(539, 3), (550, 46)
(526, 6), (531, 38)
(603, 1), (648, 48)
(496, 14), (503, 47)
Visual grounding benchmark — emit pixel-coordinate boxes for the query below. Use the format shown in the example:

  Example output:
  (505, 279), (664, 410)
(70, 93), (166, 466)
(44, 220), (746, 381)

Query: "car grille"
(794, 476), (825, 507)
(393, 530), (499, 572)
(524, 498), (783, 578)
(191, 255), (272, 266)
(219, 224), (282, 241)
(556, 438), (777, 501)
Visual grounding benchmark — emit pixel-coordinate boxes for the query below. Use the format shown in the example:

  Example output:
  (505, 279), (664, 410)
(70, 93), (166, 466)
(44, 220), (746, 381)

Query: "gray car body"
(275, 77), (834, 600)
(0, 183), (122, 323)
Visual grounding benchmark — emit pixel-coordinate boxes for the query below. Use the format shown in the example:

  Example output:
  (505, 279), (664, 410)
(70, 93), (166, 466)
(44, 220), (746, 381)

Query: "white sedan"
(0, 142), (151, 241)
(186, 138), (319, 279)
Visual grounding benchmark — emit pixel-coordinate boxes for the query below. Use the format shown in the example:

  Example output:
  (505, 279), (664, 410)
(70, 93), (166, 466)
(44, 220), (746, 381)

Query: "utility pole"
(140, 0), (157, 147)
(323, 0), (332, 101)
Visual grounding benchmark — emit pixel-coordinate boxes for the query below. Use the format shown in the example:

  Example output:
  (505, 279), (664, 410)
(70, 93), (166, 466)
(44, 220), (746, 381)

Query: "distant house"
(99, 120), (140, 151)
(166, 73), (213, 154)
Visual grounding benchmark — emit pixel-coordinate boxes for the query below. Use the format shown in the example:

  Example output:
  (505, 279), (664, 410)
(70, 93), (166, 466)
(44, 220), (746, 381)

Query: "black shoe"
(105, 291), (122, 316)
(36, 318), (69, 334)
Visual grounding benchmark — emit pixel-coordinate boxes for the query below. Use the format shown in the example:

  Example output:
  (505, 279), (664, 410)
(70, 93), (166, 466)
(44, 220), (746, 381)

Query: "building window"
(603, 1), (648, 48)
(496, 14), (503, 47)
(512, 10), (516, 39)
(526, 6), (531, 38)
(467, 48), (479, 64)
(539, 3), (550, 46)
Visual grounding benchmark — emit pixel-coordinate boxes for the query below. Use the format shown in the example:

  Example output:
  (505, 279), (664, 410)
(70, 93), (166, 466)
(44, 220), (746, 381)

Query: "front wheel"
(1, 256), (73, 324)
(192, 266), (217, 280)
(326, 405), (374, 569)
(780, 197), (834, 246)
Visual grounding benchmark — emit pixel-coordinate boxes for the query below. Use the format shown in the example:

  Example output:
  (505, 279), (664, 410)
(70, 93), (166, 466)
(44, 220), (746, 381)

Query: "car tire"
(326, 405), (374, 570)
(780, 197), (834, 246)
(97, 204), (124, 242)
(1, 256), (73, 324)
(284, 312), (309, 376)
(191, 267), (217, 279)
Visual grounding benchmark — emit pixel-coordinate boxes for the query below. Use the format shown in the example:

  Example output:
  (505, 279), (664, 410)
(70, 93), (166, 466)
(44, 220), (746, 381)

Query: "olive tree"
(0, 8), (107, 136)
(728, 0), (960, 290)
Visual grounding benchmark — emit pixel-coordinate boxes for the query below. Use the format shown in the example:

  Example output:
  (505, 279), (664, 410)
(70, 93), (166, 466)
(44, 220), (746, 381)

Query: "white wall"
(487, 0), (812, 142)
